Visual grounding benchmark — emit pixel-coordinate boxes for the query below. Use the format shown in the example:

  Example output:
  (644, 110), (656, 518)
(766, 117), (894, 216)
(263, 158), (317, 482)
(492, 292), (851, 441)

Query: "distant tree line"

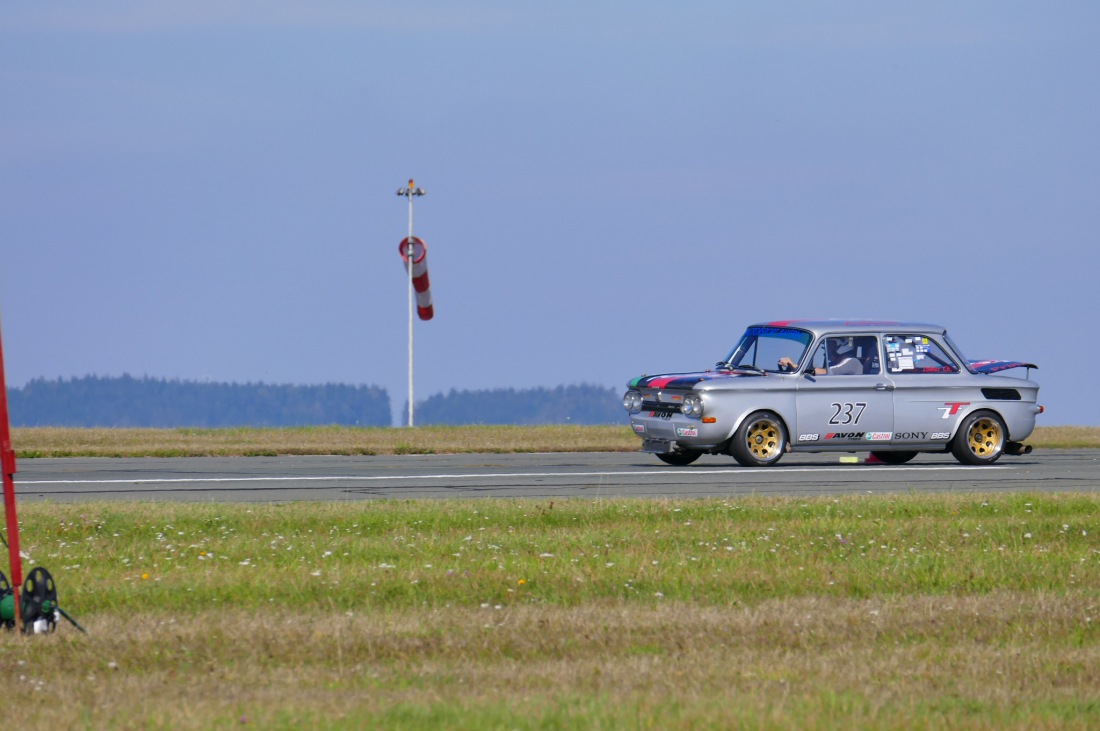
(6, 375), (391, 428)
(412, 384), (627, 426)
(5, 377), (628, 428)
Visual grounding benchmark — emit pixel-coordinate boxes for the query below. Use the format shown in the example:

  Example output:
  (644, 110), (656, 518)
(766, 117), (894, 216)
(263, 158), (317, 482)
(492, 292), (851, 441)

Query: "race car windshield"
(721, 327), (813, 373)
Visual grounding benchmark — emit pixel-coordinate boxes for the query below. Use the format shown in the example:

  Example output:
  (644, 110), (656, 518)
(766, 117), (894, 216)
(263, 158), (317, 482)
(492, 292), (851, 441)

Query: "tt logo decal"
(939, 402), (970, 419)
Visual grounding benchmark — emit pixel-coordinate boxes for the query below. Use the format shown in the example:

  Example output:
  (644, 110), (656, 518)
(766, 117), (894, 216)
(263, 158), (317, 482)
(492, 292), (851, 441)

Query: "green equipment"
(1, 567), (85, 635)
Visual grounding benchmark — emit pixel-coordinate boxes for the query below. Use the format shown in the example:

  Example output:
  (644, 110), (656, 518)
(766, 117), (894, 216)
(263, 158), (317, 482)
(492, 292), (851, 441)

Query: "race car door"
(793, 335), (895, 449)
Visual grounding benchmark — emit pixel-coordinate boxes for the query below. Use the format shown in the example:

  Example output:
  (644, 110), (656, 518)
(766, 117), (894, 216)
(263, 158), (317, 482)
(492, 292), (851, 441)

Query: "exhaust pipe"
(1005, 441), (1032, 456)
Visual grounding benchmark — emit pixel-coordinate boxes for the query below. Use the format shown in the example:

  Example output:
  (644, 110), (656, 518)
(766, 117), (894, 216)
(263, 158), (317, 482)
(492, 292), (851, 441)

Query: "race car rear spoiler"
(968, 360), (1038, 374)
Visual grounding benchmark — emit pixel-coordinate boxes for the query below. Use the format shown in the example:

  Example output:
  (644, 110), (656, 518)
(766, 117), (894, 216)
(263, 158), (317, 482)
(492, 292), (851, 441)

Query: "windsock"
(398, 236), (434, 321)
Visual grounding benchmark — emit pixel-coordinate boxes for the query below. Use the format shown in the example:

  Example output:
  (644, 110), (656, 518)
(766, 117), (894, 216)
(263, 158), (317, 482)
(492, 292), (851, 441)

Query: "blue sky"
(1, 2), (1096, 426)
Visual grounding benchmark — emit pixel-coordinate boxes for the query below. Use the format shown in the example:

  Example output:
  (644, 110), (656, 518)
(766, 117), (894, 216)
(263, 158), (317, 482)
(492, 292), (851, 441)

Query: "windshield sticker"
(744, 326), (809, 342)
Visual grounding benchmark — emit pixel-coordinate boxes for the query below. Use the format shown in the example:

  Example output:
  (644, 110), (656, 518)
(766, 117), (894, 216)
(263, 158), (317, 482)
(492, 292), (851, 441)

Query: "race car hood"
(628, 370), (755, 390)
(968, 359), (1038, 374)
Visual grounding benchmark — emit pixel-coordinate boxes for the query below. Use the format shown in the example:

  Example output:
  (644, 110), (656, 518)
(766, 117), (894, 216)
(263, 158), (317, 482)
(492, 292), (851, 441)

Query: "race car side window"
(809, 335), (880, 375)
(883, 335), (959, 374)
(854, 335), (880, 374)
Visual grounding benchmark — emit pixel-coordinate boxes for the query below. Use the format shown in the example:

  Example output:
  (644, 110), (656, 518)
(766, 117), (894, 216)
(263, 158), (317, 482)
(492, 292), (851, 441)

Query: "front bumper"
(629, 412), (729, 450)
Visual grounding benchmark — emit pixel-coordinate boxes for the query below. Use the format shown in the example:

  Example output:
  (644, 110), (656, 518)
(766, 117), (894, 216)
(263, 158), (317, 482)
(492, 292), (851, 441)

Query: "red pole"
(0, 316), (22, 629)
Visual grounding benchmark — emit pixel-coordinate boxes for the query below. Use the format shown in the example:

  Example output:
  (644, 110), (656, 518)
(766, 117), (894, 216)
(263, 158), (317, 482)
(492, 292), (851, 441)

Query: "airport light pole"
(396, 179), (425, 427)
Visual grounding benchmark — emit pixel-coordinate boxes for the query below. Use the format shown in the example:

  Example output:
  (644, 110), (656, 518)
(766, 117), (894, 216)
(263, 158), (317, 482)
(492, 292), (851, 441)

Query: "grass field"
(2, 426), (1099, 729)
(3, 493), (1099, 729)
(10, 423), (1100, 458)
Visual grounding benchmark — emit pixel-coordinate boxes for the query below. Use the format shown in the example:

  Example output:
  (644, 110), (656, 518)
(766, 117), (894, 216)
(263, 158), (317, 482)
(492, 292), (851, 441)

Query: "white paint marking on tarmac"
(17, 464), (995, 486)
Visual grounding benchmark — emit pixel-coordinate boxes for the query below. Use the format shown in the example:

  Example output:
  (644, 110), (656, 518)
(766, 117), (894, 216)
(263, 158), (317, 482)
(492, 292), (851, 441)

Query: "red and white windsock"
(398, 236), (434, 321)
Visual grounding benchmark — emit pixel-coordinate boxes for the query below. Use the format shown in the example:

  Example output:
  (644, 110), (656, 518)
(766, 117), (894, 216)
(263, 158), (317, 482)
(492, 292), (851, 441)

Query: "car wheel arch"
(950, 408), (1009, 466)
(728, 409), (791, 467)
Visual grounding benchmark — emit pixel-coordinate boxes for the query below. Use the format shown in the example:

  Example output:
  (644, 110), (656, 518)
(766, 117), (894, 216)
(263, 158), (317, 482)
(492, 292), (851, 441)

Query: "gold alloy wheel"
(965, 416), (1004, 458)
(745, 419), (782, 461)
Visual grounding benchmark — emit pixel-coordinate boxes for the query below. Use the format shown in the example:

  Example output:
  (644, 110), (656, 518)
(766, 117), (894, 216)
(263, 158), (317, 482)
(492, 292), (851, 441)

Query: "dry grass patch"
(10, 424), (1098, 458)
(5, 596), (1099, 730)
(11, 424), (639, 458)
(1029, 425), (1100, 449)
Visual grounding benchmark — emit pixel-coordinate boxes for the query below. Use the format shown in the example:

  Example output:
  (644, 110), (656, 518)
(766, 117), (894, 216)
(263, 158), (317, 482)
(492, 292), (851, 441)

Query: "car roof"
(754, 320), (948, 337)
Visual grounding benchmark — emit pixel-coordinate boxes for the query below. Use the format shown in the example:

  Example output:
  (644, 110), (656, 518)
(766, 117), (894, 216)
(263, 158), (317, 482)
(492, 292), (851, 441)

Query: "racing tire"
(870, 451), (917, 465)
(730, 411), (787, 467)
(656, 449), (702, 466)
(951, 411), (1007, 466)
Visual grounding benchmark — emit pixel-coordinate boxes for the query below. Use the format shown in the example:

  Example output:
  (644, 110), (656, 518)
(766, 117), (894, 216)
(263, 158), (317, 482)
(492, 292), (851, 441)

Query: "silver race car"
(623, 320), (1042, 467)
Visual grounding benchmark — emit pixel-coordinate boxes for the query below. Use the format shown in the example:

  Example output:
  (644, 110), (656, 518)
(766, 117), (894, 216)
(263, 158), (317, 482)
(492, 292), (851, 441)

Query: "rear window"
(883, 335), (959, 374)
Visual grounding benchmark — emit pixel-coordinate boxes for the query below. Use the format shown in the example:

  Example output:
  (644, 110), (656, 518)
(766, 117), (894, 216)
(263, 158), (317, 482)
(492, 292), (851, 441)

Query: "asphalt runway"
(10, 449), (1100, 503)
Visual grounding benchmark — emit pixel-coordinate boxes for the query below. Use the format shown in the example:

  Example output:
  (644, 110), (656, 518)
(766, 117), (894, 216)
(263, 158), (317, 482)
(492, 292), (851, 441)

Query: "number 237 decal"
(829, 402), (867, 425)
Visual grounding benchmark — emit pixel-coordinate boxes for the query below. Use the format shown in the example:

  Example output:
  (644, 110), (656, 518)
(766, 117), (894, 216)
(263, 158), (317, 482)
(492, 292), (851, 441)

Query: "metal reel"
(21, 567), (60, 635)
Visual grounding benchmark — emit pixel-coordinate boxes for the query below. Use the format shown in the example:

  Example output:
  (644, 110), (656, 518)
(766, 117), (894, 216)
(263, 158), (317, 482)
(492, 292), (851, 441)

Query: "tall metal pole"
(0, 311), (22, 629)
(397, 179), (425, 427)
(406, 188), (414, 427)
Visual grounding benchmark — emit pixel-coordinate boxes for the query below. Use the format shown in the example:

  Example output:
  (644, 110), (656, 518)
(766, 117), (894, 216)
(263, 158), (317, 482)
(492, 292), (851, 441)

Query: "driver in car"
(779, 337), (863, 375)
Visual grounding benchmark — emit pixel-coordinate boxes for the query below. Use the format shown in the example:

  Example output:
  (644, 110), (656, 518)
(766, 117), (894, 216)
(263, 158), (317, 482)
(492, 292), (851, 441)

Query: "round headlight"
(623, 390), (644, 413)
(682, 394), (703, 418)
